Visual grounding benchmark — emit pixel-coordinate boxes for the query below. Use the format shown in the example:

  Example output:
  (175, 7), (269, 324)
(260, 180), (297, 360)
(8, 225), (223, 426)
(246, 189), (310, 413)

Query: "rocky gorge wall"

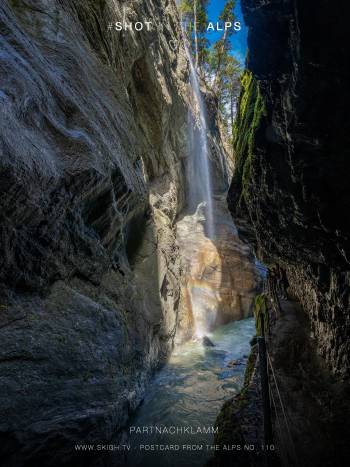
(228, 0), (350, 379)
(0, 0), (192, 464)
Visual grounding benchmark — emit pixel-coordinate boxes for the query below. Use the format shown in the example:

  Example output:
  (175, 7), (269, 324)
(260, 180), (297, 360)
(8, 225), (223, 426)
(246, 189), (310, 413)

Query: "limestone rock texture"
(176, 199), (260, 342)
(0, 0), (198, 464)
(228, 0), (350, 379)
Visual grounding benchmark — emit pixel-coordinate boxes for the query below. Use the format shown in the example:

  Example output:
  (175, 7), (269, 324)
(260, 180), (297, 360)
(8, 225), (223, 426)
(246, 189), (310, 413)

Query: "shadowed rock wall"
(228, 0), (350, 378)
(0, 0), (190, 464)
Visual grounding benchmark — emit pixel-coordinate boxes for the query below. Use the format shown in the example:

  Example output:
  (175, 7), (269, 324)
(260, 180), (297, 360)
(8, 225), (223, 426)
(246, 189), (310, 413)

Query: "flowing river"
(125, 318), (255, 467)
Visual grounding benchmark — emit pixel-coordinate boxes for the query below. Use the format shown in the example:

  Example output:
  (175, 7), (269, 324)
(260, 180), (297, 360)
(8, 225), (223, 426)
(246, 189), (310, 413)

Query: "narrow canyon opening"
(124, 16), (262, 466)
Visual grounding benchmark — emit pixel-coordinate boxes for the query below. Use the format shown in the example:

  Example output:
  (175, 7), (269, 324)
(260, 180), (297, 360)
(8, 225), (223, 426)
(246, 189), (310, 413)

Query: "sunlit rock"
(176, 199), (261, 342)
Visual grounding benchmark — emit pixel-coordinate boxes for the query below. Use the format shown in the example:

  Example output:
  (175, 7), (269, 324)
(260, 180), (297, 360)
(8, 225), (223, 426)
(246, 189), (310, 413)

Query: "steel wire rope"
(267, 350), (299, 467)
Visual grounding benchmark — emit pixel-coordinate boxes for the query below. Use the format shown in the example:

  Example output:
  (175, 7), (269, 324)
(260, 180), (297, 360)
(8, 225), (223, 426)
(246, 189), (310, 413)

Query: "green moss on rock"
(253, 293), (270, 336)
(243, 344), (258, 387)
(212, 346), (258, 445)
(232, 71), (266, 204)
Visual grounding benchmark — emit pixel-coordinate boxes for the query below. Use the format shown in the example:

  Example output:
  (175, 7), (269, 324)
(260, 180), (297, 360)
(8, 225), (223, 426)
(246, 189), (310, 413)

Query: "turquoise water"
(125, 318), (255, 467)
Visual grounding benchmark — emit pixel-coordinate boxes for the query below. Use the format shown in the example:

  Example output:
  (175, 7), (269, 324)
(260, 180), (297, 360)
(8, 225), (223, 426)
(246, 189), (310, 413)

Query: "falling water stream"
(183, 32), (215, 239)
(181, 24), (219, 338)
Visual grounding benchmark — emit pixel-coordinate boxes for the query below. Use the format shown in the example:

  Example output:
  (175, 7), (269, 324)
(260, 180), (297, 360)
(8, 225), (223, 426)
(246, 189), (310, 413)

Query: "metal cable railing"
(257, 306), (300, 467)
(269, 382), (290, 467)
(267, 350), (299, 467)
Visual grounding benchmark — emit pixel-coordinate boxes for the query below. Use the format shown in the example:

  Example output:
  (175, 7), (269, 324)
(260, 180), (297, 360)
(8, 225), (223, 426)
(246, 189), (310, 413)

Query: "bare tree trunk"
(230, 84), (234, 127)
(213, 28), (228, 94)
(193, 0), (199, 69)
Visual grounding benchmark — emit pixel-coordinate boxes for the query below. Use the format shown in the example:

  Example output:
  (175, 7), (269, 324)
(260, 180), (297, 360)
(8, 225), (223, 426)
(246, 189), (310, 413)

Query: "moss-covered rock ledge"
(206, 345), (265, 467)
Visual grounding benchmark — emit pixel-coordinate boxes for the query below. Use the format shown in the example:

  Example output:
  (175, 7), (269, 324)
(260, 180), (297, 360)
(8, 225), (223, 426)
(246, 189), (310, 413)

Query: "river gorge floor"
(124, 318), (255, 467)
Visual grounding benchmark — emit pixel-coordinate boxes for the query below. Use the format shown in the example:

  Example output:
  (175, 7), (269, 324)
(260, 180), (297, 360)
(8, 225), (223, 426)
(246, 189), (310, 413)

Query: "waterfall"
(177, 21), (218, 338)
(182, 32), (215, 239)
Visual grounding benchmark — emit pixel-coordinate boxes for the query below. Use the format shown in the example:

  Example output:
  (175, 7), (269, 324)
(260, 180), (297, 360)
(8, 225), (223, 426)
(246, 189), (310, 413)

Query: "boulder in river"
(227, 359), (242, 368)
(202, 336), (215, 347)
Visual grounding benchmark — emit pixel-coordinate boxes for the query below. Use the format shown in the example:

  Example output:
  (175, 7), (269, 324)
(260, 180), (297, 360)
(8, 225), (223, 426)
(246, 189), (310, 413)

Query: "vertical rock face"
(0, 0), (192, 463)
(228, 0), (350, 378)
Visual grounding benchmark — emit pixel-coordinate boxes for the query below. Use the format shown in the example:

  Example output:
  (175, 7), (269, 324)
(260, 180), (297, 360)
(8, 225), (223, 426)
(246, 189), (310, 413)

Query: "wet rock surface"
(228, 0), (350, 379)
(176, 198), (261, 341)
(202, 336), (215, 347)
